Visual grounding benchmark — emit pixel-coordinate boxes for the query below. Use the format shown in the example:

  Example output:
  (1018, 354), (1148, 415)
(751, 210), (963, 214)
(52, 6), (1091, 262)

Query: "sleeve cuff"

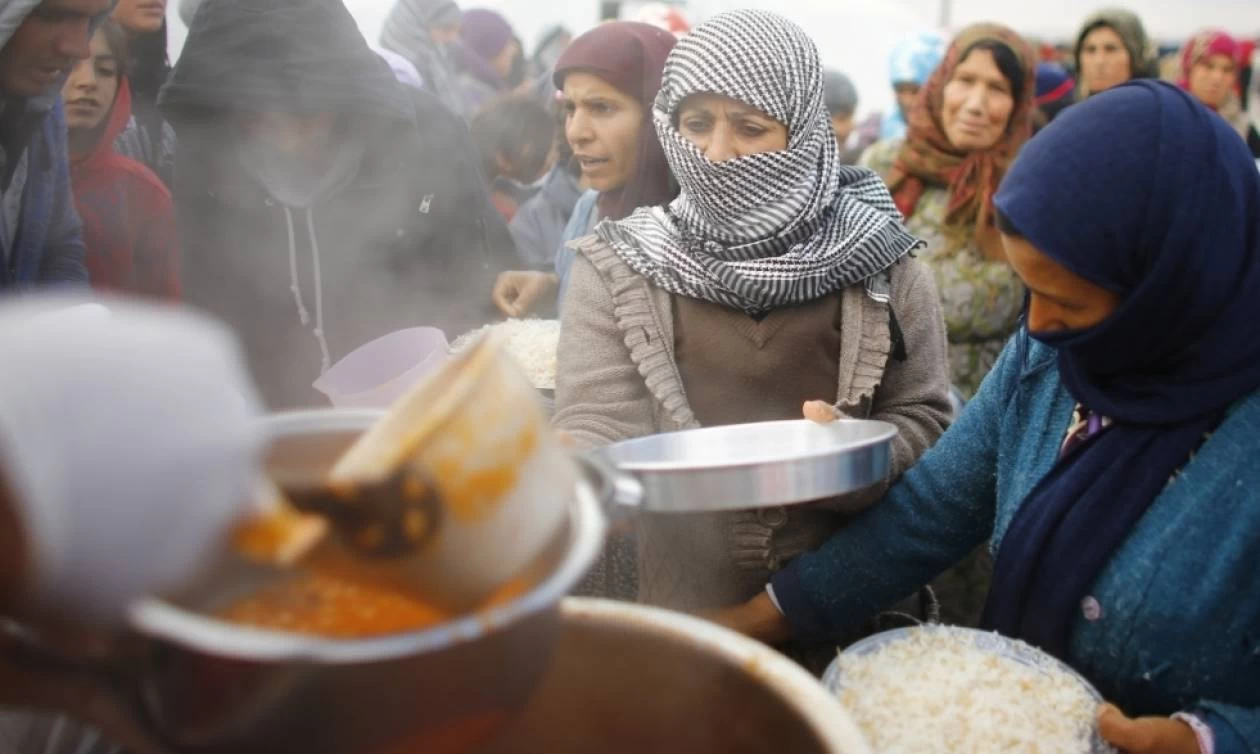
(1189, 705), (1252, 754)
(765, 583), (784, 614)
(768, 562), (833, 643)
(1171, 713), (1215, 754)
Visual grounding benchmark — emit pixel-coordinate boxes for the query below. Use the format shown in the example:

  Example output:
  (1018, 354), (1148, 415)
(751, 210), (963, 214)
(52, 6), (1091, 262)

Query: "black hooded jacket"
(159, 0), (516, 409)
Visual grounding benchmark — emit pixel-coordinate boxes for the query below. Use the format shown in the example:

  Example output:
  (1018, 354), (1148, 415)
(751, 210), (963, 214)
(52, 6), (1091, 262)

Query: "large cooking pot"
(3, 410), (608, 754)
(477, 598), (873, 754)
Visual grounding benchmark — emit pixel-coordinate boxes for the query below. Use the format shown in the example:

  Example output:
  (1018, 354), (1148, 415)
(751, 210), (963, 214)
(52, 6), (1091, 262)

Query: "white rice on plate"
(451, 319), (560, 391)
(830, 626), (1105, 754)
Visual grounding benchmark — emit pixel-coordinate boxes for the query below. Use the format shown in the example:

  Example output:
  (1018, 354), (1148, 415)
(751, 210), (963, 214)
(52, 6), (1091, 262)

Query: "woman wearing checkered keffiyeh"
(553, 10), (953, 648)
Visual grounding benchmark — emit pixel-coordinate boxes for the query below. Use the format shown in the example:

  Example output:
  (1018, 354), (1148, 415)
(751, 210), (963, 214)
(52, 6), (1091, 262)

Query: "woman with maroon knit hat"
(450, 8), (523, 114)
(492, 21), (677, 318)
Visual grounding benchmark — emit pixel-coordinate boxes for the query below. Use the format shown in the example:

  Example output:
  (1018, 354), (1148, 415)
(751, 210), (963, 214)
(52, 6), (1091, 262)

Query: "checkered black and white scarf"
(594, 9), (922, 315)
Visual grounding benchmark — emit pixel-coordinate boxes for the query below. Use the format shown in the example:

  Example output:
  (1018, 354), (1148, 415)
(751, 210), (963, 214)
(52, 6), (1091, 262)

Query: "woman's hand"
(700, 592), (794, 645)
(1098, 704), (1201, 754)
(493, 271), (558, 318)
(803, 400), (842, 424)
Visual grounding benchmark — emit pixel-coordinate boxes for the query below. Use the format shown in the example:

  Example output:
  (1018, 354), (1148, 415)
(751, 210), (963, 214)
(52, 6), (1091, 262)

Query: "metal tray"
(822, 626), (1117, 754)
(595, 419), (897, 513)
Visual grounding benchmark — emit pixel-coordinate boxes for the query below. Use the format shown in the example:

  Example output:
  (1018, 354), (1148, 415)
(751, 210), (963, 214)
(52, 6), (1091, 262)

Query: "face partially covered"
(675, 93), (789, 162)
(0, 0), (112, 99)
(62, 29), (119, 133)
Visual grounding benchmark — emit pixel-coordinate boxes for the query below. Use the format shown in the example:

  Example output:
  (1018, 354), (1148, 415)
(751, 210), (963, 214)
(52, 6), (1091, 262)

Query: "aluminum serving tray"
(822, 626), (1117, 754)
(595, 419), (897, 513)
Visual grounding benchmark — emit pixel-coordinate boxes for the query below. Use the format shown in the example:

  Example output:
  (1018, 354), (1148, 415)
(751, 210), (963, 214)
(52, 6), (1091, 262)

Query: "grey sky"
(167, 0), (1259, 117)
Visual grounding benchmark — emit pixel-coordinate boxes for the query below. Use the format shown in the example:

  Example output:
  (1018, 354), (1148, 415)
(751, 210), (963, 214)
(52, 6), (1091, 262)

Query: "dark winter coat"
(159, 0), (516, 409)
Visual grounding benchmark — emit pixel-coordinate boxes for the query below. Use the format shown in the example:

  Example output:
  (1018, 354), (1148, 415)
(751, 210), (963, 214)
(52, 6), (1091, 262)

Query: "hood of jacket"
(1, 0), (115, 113)
(158, 0), (415, 124)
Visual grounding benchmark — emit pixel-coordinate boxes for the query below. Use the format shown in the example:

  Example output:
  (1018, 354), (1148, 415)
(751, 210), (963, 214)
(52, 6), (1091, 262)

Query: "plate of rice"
(822, 625), (1117, 754)
(451, 319), (560, 391)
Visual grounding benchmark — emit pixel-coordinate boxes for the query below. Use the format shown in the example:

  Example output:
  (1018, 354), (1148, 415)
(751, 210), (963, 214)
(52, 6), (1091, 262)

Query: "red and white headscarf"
(627, 2), (692, 38)
(1176, 29), (1242, 91)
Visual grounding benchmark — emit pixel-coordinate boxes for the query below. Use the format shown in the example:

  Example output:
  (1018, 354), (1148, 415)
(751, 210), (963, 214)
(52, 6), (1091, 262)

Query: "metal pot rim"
(125, 410), (608, 665)
(557, 599), (874, 754)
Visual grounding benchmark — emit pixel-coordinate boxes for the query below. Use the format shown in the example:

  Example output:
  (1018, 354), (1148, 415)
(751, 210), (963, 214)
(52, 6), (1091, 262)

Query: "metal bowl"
(822, 626), (1116, 754)
(596, 419), (898, 512)
(5, 410), (608, 754)
(477, 598), (873, 754)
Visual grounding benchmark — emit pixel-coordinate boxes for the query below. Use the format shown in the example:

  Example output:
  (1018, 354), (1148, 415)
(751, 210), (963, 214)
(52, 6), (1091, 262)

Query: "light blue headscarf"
(880, 30), (947, 140)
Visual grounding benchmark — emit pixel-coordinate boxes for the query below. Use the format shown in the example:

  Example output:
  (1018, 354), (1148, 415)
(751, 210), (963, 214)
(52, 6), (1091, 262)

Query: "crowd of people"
(0, 0), (1258, 752)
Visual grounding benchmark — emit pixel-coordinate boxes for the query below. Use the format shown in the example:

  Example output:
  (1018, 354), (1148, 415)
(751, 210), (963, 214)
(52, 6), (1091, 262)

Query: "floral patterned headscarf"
(888, 24), (1036, 246)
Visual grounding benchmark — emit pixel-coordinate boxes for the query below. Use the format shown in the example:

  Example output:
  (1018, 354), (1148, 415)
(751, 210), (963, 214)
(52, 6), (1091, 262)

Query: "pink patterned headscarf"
(1177, 29), (1242, 89)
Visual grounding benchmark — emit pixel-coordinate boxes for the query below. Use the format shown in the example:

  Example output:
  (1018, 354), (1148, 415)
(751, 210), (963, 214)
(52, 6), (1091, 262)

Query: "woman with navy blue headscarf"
(709, 81), (1260, 754)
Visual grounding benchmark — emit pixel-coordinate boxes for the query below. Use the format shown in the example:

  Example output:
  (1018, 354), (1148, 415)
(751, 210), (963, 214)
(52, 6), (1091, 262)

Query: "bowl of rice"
(451, 319), (560, 391)
(822, 625), (1117, 754)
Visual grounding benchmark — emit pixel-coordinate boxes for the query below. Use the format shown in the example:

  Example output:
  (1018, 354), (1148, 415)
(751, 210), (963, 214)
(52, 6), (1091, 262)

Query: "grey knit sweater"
(555, 236), (953, 612)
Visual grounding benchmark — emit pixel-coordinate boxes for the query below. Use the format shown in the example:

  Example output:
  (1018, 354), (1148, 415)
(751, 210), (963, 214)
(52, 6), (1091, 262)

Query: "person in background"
(554, 11), (951, 645)
(531, 24), (571, 79)
(470, 94), (555, 222)
(824, 69), (869, 165)
(629, 2), (693, 38)
(64, 21), (178, 300)
(862, 23), (1034, 401)
(451, 8), (524, 115)
(860, 23), (1035, 628)
(1074, 8), (1155, 99)
(0, 0), (112, 291)
(492, 21), (677, 318)
(880, 30), (947, 141)
(370, 43), (425, 90)
(712, 81), (1260, 754)
(379, 0), (467, 117)
(1034, 61), (1077, 128)
(1178, 30), (1252, 148)
(160, 0), (515, 410)
(110, 0), (176, 186)
(525, 24), (572, 105)
(507, 98), (585, 270)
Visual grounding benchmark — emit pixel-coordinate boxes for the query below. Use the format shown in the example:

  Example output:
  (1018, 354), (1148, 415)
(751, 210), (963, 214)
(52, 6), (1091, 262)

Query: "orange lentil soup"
(217, 574), (534, 639)
(218, 574), (449, 638)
